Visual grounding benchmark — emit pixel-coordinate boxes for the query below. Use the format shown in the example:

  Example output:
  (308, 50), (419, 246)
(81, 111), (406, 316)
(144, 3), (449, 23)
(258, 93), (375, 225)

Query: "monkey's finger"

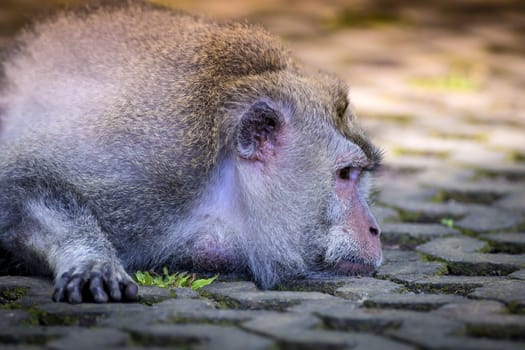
(52, 272), (72, 302)
(107, 278), (122, 301)
(66, 274), (86, 304)
(122, 281), (139, 302)
(89, 274), (109, 303)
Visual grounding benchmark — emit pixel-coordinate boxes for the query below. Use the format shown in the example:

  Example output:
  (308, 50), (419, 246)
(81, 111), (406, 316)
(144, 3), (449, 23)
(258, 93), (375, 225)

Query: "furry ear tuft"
(235, 101), (283, 162)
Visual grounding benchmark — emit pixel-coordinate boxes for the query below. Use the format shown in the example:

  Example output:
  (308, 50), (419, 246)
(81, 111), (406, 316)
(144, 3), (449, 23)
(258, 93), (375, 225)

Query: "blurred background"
(1, 0), (524, 200)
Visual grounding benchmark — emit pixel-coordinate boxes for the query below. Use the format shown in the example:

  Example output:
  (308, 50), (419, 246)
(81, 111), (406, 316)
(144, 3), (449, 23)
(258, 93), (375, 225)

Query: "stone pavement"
(1, 0), (524, 349)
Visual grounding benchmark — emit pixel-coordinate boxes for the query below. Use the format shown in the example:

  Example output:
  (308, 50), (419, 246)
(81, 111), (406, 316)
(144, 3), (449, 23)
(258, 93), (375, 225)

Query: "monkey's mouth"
(333, 259), (376, 276)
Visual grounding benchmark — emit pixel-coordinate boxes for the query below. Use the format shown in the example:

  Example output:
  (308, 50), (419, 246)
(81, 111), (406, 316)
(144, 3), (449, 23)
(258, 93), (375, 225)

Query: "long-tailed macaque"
(0, 2), (382, 303)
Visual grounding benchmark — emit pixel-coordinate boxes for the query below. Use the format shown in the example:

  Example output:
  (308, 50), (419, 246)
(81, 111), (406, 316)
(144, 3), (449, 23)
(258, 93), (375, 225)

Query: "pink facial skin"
(334, 166), (382, 274)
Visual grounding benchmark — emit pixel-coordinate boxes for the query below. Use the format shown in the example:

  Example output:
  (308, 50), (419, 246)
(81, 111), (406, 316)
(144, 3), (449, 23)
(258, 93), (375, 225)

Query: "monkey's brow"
(365, 147), (383, 171)
(336, 151), (370, 169)
(341, 146), (382, 171)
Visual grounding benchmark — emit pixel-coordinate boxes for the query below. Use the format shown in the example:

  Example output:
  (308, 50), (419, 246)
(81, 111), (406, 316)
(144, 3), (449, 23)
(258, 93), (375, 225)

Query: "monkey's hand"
(52, 261), (138, 304)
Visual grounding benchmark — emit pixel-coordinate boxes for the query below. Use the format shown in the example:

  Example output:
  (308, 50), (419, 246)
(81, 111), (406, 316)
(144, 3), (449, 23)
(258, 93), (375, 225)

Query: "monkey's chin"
(333, 260), (376, 276)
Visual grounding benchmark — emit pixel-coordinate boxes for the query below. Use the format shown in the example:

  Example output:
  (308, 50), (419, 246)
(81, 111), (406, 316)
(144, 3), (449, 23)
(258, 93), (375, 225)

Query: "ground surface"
(1, 0), (524, 349)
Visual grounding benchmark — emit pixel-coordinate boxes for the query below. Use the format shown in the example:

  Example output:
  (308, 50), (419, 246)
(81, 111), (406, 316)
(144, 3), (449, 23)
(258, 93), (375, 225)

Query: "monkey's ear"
(235, 101), (283, 162)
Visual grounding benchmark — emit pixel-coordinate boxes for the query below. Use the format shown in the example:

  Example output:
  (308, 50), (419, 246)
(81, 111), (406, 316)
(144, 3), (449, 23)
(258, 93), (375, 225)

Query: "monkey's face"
(230, 73), (382, 284)
(320, 144), (383, 276)
(297, 93), (383, 276)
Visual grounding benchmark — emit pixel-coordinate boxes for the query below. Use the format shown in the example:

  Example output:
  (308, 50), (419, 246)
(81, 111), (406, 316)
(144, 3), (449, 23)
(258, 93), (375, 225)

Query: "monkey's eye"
(337, 167), (360, 181)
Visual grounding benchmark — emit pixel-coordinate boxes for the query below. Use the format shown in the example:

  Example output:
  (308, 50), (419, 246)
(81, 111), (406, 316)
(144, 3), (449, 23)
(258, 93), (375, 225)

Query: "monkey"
(0, 2), (383, 303)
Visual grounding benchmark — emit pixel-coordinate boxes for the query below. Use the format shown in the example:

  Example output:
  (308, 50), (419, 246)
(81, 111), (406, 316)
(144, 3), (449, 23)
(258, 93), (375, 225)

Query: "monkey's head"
(221, 69), (383, 288)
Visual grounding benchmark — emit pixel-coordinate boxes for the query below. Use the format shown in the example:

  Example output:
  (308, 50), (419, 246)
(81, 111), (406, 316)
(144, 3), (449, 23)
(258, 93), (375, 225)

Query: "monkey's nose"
(369, 226), (380, 236)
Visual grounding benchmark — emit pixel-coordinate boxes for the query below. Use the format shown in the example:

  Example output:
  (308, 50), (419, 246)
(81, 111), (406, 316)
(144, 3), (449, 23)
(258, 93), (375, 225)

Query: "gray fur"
(0, 3), (382, 302)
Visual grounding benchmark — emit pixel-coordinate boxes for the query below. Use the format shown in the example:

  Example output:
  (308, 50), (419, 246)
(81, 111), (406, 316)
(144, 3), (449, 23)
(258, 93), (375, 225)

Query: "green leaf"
(134, 271), (145, 284)
(177, 274), (191, 288)
(191, 275), (219, 290)
(440, 218), (455, 228)
(134, 268), (218, 290)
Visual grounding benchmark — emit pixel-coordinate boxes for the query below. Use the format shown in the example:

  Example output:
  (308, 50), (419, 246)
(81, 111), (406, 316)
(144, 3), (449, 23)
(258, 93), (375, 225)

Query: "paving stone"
(167, 309), (279, 326)
(481, 232), (525, 253)
(286, 298), (361, 314)
(129, 285), (200, 306)
(281, 275), (370, 294)
(201, 281), (259, 294)
(401, 275), (505, 294)
(487, 127), (525, 152)
(0, 276), (53, 301)
(412, 167), (477, 186)
(317, 306), (460, 336)
(372, 205), (400, 224)
(171, 287), (201, 299)
(284, 274), (407, 298)
(242, 313), (414, 350)
(477, 164), (525, 183)
(317, 306), (414, 333)
(46, 328), (130, 350)
(422, 181), (512, 204)
(380, 156), (444, 173)
(389, 318), (525, 350)
(454, 206), (524, 232)
(0, 326), (69, 346)
(201, 286), (339, 311)
(333, 277), (405, 301)
(379, 200), (469, 223)
(509, 269), (525, 280)
(0, 309), (31, 327)
(435, 300), (525, 340)
(363, 292), (470, 311)
(376, 180), (437, 207)
(494, 189), (525, 213)
(416, 236), (525, 275)
(469, 279), (525, 312)
(99, 298), (217, 328)
(376, 249), (447, 284)
(317, 301), (522, 349)
(242, 313), (356, 349)
(35, 299), (156, 327)
(381, 222), (460, 248)
(126, 324), (273, 350)
(450, 143), (510, 167)
(348, 333), (416, 350)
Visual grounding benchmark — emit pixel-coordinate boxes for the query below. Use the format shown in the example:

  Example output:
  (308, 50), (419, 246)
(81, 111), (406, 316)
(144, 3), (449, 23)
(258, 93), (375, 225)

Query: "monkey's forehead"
(329, 126), (382, 170)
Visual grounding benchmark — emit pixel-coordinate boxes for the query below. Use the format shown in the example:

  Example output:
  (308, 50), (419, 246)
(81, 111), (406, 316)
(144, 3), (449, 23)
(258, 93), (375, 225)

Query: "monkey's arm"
(0, 175), (138, 303)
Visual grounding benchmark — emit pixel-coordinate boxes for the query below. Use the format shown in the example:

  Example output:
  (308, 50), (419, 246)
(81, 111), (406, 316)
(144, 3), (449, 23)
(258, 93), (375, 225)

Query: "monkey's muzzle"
(334, 259), (376, 276)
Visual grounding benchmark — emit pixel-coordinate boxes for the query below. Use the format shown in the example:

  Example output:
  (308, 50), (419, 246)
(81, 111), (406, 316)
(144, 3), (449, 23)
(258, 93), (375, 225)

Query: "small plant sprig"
(134, 267), (218, 290)
(440, 217), (455, 228)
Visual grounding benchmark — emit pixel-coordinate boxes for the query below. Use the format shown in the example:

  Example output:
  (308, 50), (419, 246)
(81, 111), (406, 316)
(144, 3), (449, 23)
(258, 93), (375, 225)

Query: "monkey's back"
(0, 4), (293, 237)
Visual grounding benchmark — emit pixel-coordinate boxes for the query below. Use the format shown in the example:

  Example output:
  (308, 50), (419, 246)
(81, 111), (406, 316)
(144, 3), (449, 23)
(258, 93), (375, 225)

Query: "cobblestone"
(397, 275), (505, 294)
(1, 0), (525, 349)
(496, 189), (525, 213)
(126, 324), (273, 350)
(416, 236), (525, 275)
(454, 206), (524, 232)
(334, 277), (405, 301)
(435, 300), (525, 339)
(509, 269), (525, 280)
(381, 222), (460, 248)
(363, 293), (470, 311)
(469, 279), (525, 312)
(376, 249), (447, 283)
(481, 233), (525, 253)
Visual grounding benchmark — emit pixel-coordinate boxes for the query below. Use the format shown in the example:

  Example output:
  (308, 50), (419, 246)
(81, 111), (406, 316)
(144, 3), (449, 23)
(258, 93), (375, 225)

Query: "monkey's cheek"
(333, 260), (376, 276)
